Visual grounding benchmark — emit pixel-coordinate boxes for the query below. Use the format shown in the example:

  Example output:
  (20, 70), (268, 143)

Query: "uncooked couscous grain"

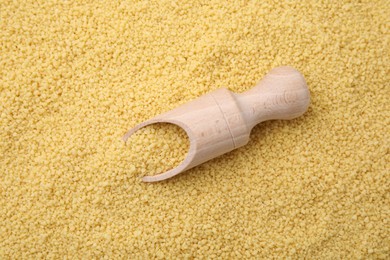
(0, 0), (389, 259)
(125, 123), (189, 177)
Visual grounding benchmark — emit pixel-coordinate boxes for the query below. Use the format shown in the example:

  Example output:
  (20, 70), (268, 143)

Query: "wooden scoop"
(123, 66), (310, 182)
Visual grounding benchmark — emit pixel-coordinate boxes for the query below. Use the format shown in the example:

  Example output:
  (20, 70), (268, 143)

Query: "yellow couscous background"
(1, 0), (389, 258)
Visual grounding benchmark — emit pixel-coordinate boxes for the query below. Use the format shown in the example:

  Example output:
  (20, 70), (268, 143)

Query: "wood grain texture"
(123, 66), (310, 182)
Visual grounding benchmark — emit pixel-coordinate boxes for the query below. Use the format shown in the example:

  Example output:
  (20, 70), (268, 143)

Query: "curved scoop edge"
(122, 119), (196, 182)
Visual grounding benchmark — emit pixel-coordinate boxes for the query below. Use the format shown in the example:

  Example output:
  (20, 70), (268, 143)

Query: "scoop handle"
(235, 66), (310, 129)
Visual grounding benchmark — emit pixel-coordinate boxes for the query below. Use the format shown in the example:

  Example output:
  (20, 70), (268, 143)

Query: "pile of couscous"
(1, 0), (389, 258)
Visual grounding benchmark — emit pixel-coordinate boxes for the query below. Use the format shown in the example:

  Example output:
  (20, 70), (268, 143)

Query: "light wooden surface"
(123, 66), (310, 182)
